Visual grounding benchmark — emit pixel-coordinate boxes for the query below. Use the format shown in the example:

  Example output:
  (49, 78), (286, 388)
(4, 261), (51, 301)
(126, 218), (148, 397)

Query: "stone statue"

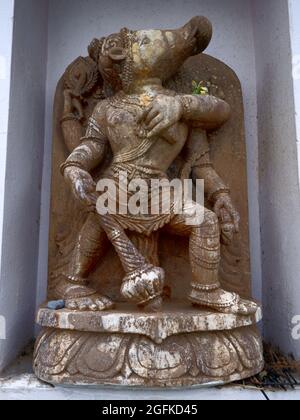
(34, 17), (264, 387)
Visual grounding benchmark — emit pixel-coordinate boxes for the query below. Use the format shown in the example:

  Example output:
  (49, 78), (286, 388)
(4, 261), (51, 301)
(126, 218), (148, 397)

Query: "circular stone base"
(34, 302), (264, 387)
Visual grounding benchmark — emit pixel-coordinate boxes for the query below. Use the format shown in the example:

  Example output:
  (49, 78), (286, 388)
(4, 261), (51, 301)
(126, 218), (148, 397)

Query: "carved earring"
(108, 47), (127, 62)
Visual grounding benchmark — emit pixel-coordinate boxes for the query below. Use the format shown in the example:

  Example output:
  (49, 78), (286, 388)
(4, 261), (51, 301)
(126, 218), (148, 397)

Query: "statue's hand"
(141, 94), (183, 138)
(63, 89), (84, 121)
(64, 167), (98, 208)
(213, 193), (240, 245)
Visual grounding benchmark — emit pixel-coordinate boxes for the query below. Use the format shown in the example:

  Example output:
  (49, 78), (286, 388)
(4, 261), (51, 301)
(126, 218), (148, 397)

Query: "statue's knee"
(189, 211), (219, 238)
(189, 211), (218, 236)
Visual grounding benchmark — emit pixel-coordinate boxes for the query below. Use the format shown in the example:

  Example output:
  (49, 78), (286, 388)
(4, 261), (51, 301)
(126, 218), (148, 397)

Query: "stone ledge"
(37, 301), (262, 343)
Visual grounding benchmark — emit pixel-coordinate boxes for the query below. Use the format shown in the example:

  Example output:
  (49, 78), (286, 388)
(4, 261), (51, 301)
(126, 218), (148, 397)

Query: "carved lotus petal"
(33, 330), (86, 375)
(128, 336), (192, 380)
(190, 332), (239, 378)
(229, 329), (264, 369)
(74, 334), (129, 379)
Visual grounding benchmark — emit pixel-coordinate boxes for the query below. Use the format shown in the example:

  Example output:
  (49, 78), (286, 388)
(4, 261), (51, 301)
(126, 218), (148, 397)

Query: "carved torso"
(103, 90), (189, 174)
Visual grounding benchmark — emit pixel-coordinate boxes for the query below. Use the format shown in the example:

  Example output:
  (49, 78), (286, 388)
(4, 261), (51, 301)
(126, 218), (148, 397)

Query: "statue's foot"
(65, 294), (115, 311)
(121, 264), (164, 312)
(189, 287), (258, 316)
(55, 278), (115, 312)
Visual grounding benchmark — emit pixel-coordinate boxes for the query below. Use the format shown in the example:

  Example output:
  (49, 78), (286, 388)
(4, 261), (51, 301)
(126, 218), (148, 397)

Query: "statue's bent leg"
(55, 213), (115, 311)
(99, 214), (164, 311)
(167, 206), (258, 315)
(129, 231), (160, 267)
(67, 213), (109, 281)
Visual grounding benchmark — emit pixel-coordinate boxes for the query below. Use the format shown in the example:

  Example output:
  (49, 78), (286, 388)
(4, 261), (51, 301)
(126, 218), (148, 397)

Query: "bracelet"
(80, 135), (107, 145)
(60, 161), (85, 176)
(178, 96), (192, 118)
(196, 163), (214, 169)
(60, 113), (79, 124)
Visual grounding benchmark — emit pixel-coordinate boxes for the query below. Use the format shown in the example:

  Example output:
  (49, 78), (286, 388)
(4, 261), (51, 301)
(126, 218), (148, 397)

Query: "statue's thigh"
(79, 212), (107, 244)
(166, 203), (212, 237)
(128, 231), (160, 266)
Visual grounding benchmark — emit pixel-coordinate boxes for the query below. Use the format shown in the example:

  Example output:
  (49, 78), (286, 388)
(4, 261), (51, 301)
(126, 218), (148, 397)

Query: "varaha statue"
(34, 17), (264, 387)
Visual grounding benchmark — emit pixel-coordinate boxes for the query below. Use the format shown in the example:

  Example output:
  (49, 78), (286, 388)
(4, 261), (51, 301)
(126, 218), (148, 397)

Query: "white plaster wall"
(289, 0), (300, 180)
(0, 0), (14, 348)
(37, 0), (263, 309)
(0, 0), (14, 276)
(252, 0), (300, 358)
(0, 0), (49, 370)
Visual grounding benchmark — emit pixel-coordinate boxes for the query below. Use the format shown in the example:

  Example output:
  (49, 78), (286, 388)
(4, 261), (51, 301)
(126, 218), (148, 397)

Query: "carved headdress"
(88, 28), (134, 95)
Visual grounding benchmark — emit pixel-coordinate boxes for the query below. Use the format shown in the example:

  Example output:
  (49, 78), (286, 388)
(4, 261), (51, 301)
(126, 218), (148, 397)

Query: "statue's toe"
(95, 296), (115, 311)
(222, 298), (258, 316)
(78, 301), (89, 311)
(238, 299), (258, 315)
(65, 300), (78, 310)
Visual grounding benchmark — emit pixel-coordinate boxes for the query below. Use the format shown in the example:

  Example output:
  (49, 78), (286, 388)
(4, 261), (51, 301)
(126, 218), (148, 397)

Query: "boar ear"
(192, 16), (213, 53)
(108, 47), (127, 62)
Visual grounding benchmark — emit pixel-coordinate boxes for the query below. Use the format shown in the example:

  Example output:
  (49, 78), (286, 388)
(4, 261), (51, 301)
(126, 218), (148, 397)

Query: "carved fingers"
(72, 97), (84, 120)
(63, 89), (73, 114)
(213, 193), (240, 245)
(140, 94), (183, 138)
(219, 209), (235, 245)
(144, 107), (160, 125)
(63, 89), (84, 120)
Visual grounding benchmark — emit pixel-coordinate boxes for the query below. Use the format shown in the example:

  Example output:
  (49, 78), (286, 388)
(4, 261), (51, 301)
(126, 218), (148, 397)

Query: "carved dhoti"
(65, 164), (222, 305)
